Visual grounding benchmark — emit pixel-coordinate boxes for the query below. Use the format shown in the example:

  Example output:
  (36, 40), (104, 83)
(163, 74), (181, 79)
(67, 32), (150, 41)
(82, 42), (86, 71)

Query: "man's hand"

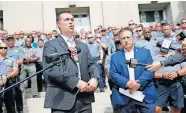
(127, 80), (140, 94)
(127, 80), (140, 90)
(76, 80), (88, 92)
(163, 73), (170, 80)
(97, 60), (103, 64)
(17, 59), (24, 65)
(1, 75), (7, 85)
(168, 72), (178, 80)
(146, 61), (162, 71)
(86, 78), (98, 92)
(25, 57), (31, 63)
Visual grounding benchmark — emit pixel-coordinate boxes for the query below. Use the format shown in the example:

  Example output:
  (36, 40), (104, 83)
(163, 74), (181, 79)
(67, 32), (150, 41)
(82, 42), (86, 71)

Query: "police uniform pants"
(14, 76), (23, 112)
(0, 81), (16, 113)
(35, 62), (43, 92)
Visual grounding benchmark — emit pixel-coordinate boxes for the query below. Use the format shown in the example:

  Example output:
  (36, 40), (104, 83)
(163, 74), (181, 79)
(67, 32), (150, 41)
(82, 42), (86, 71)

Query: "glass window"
(139, 10), (163, 23)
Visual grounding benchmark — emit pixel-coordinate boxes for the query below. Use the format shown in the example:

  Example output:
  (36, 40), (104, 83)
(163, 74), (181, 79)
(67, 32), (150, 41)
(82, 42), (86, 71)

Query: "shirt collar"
(8, 46), (15, 50)
(135, 35), (144, 41)
(124, 46), (134, 53)
(60, 34), (74, 42)
(0, 56), (8, 60)
(164, 32), (174, 38)
(24, 46), (32, 49)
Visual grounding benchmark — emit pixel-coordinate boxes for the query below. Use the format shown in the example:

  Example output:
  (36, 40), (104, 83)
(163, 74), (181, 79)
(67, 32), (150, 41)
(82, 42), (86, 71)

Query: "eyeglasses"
(129, 23), (135, 26)
(87, 37), (93, 39)
(136, 30), (142, 32)
(182, 22), (186, 24)
(0, 47), (8, 49)
(97, 37), (101, 38)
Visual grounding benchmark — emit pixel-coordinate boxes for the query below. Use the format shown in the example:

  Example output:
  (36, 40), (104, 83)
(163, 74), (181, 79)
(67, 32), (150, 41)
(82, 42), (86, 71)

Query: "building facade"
(0, 1), (186, 34)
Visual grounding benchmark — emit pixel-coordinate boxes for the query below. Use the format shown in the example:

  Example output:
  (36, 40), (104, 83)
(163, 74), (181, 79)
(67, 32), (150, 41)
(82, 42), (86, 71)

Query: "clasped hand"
(126, 80), (140, 94)
(0, 75), (7, 85)
(77, 78), (98, 92)
(163, 72), (178, 80)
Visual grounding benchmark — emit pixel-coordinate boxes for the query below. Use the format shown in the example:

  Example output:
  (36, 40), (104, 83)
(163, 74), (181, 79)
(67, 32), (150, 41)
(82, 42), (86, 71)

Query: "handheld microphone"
(126, 58), (148, 68)
(45, 47), (81, 64)
(156, 41), (176, 51)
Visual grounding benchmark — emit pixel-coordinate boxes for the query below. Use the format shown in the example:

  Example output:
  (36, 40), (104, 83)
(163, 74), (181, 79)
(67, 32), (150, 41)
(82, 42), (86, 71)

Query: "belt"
(154, 79), (177, 86)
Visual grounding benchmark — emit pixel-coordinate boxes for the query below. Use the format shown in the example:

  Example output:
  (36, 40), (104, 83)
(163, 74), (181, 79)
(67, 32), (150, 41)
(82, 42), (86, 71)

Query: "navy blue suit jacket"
(110, 46), (157, 105)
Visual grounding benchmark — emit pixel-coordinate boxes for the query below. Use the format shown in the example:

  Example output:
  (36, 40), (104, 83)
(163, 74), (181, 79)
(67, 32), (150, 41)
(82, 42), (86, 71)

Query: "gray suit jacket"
(42, 35), (99, 110)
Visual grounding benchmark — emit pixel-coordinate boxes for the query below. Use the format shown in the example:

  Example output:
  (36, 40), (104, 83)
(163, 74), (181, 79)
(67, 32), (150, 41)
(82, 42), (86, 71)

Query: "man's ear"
(56, 22), (60, 28)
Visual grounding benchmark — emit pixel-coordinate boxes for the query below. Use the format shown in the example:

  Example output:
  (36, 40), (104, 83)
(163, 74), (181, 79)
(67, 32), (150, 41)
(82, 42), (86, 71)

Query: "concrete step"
(3, 89), (171, 113)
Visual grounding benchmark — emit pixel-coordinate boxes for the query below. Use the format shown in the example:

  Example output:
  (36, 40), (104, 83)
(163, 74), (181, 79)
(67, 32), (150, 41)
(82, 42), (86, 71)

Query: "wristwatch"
(160, 61), (164, 66)
(176, 71), (180, 77)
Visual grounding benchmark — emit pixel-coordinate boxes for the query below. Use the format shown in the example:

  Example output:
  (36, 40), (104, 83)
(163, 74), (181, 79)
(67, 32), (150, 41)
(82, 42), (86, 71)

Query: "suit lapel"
(56, 35), (68, 52)
(134, 46), (139, 76)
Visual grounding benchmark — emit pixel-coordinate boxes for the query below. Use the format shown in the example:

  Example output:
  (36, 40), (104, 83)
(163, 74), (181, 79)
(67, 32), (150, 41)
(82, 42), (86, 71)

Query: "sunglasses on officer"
(181, 22), (186, 24)
(0, 47), (8, 49)
(128, 23), (135, 26)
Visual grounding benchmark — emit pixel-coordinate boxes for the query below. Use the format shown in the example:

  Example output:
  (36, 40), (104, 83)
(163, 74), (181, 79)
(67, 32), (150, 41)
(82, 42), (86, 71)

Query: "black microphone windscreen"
(45, 53), (60, 64)
(126, 60), (130, 65)
(169, 47), (176, 51)
(156, 42), (162, 48)
(76, 47), (81, 53)
(156, 41), (176, 51)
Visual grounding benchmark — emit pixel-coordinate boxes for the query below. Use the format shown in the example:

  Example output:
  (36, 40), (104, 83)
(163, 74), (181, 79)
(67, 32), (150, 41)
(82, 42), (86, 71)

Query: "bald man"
(86, 33), (105, 92)
(0, 42), (19, 113)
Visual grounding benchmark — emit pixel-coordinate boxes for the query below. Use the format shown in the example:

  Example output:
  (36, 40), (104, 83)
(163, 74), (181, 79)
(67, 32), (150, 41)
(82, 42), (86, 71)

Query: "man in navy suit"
(110, 28), (157, 113)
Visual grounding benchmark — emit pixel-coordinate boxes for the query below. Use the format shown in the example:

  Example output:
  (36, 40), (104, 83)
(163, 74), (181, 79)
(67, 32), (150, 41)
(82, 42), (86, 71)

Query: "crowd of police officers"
(1, 18), (186, 113)
(0, 30), (59, 113)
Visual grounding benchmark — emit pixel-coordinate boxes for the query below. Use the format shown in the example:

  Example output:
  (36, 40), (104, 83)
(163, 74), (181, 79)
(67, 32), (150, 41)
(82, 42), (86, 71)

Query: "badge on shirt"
(7, 59), (13, 66)
(15, 50), (18, 53)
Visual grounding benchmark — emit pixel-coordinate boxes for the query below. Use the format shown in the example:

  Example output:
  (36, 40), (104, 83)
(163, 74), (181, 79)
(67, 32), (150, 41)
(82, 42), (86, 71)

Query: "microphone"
(45, 47), (81, 64)
(126, 58), (148, 68)
(68, 47), (81, 62)
(45, 52), (69, 64)
(156, 41), (176, 51)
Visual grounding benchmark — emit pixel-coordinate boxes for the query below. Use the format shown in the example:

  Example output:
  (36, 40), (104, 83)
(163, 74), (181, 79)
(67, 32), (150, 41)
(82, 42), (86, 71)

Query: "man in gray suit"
(43, 11), (99, 113)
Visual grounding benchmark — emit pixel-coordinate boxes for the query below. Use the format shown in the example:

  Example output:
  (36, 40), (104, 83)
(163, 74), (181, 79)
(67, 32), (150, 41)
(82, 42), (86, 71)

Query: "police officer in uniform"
(6, 36), (24, 113)
(0, 42), (19, 113)
(153, 43), (185, 113)
(86, 33), (105, 92)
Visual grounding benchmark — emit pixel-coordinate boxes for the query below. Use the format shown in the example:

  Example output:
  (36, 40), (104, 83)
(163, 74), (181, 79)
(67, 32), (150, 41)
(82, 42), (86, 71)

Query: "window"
(139, 10), (163, 23)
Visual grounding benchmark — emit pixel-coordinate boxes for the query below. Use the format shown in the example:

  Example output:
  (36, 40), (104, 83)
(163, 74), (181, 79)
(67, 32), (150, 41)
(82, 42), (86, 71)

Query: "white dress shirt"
(60, 34), (81, 79)
(124, 47), (135, 80)
(61, 34), (76, 48)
